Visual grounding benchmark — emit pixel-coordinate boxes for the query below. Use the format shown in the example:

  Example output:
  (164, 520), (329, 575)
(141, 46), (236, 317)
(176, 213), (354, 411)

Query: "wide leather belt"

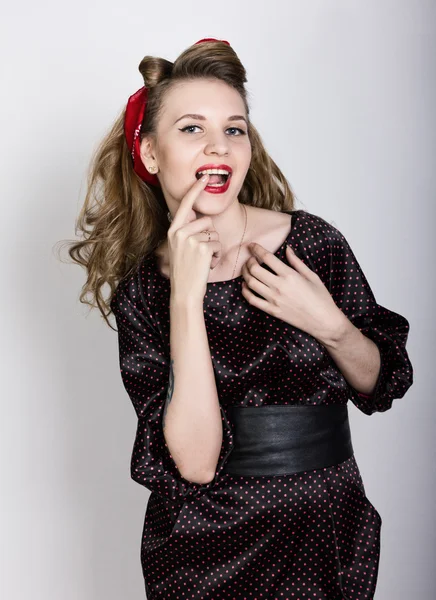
(222, 405), (354, 477)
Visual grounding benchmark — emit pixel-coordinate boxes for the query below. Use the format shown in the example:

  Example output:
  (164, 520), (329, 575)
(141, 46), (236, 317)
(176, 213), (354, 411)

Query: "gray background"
(1, 1), (434, 598)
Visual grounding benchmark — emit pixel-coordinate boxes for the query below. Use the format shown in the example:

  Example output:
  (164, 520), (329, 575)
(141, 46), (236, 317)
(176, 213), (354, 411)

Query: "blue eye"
(179, 125), (202, 134)
(227, 127), (247, 135)
(179, 125), (247, 135)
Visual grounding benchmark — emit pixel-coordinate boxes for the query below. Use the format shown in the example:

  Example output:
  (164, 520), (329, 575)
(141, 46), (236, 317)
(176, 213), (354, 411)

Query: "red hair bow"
(124, 38), (230, 186)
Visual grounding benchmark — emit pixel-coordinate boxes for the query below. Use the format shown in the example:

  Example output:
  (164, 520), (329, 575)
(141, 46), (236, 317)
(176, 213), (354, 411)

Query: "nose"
(204, 131), (230, 156)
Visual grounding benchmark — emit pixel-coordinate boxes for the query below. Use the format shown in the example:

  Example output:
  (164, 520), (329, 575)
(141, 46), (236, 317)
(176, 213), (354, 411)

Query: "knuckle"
(174, 229), (184, 243)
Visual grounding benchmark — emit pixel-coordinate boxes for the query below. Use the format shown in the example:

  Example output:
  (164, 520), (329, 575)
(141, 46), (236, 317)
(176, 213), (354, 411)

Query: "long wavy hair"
(59, 40), (298, 330)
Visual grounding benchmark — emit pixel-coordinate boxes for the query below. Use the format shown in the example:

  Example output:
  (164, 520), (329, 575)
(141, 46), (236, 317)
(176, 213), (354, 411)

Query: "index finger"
(171, 173), (210, 228)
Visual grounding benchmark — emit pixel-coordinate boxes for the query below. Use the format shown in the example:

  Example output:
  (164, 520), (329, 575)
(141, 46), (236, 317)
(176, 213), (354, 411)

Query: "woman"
(69, 38), (413, 599)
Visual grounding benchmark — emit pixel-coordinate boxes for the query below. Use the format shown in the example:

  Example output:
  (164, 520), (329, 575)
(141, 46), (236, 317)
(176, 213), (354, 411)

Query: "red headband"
(124, 37), (231, 186)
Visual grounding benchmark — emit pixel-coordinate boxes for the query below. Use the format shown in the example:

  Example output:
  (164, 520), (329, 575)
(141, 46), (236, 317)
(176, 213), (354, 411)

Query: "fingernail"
(201, 174), (209, 182)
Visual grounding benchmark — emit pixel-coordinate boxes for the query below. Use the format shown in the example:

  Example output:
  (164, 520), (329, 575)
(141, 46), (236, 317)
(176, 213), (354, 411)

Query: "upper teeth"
(197, 168), (231, 177)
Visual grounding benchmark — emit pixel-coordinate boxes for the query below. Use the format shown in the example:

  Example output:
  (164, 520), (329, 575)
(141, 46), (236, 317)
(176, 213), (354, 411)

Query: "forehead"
(161, 79), (247, 120)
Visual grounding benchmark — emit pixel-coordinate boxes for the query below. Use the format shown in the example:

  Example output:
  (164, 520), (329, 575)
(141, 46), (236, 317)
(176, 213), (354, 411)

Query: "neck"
(194, 202), (248, 258)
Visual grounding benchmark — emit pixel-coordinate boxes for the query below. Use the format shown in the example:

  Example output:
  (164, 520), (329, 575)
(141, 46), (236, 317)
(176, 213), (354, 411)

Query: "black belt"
(222, 405), (353, 477)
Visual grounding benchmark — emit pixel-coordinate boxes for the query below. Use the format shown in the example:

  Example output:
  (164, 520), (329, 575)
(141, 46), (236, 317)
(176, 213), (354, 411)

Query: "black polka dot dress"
(111, 209), (413, 599)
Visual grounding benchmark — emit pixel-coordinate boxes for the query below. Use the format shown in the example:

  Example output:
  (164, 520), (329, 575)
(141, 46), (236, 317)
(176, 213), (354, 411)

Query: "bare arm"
(319, 313), (381, 397)
(162, 294), (223, 485)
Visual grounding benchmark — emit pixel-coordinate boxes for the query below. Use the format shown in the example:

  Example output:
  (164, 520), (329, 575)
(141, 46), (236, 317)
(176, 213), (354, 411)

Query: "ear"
(139, 136), (157, 166)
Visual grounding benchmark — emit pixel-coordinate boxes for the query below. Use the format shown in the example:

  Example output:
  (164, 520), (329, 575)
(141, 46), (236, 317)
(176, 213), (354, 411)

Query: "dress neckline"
(149, 209), (301, 286)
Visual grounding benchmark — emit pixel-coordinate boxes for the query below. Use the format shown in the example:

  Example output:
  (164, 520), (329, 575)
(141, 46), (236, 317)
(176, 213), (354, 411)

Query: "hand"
(166, 174), (223, 299)
(240, 242), (347, 342)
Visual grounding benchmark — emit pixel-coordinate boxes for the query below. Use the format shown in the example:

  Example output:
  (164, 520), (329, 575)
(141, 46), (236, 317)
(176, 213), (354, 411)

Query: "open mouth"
(195, 169), (232, 187)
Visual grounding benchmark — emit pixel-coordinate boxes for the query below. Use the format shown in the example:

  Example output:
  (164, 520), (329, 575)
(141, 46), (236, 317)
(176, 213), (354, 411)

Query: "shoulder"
(110, 257), (154, 318)
(290, 209), (348, 254)
(247, 206), (318, 246)
(295, 209), (343, 238)
(287, 209), (355, 287)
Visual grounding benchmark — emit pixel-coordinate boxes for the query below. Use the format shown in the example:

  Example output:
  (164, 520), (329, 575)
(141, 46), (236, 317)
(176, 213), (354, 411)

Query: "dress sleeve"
(110, 267), (234, 503)
(326, 224), (414, 415)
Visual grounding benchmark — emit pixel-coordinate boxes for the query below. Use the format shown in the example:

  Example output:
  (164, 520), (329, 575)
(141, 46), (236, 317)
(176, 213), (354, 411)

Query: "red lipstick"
(195, 164), (233, 194)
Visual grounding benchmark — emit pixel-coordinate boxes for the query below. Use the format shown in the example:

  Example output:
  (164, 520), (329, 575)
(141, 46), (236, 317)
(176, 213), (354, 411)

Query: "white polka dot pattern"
(110, 209), (413, 599)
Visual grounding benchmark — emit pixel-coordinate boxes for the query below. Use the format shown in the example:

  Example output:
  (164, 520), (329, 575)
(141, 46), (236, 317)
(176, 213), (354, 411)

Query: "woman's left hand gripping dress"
(110, 268), (235, 591)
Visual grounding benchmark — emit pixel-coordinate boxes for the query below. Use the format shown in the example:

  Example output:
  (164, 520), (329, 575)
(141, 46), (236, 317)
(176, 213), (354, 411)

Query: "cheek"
(178, 154), (199, 178)
(159, 148), (193, 182)
(236, 146), (252, 181)
(238, 142), (252, 172)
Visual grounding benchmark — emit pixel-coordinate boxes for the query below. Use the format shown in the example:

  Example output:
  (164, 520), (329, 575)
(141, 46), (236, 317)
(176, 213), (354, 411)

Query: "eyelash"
(179, 125), (247, 136)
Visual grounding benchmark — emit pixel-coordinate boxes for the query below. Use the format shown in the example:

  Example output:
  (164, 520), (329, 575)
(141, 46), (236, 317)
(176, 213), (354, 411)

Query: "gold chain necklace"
(231, 203), (247, 279)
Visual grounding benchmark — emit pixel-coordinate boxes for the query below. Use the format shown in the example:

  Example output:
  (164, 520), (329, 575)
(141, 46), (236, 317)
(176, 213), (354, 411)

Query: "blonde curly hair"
(59, 39), (297, 330)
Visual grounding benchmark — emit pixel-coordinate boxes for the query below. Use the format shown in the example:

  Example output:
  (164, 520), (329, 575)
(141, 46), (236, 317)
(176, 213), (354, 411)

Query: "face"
(140, 78), (252, 216)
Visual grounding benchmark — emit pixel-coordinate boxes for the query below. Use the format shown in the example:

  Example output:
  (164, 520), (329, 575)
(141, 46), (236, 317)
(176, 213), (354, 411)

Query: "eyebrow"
(173, 113), (248, 126)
